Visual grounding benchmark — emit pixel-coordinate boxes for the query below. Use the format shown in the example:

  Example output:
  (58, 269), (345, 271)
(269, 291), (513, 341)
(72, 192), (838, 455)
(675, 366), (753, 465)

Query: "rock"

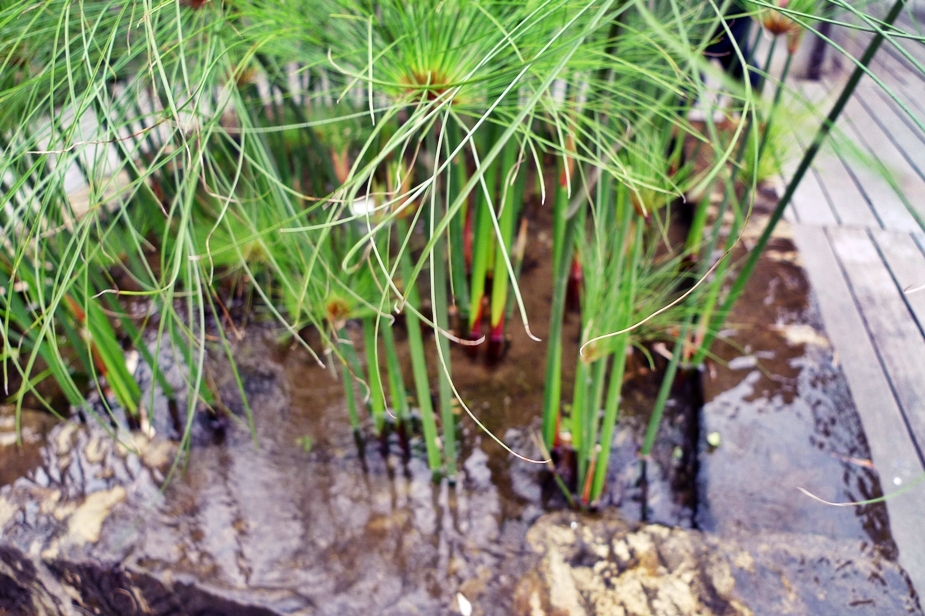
(516, 511), (919, 616)
(0, 414), (312, 616)
(0, 326), (920, 615)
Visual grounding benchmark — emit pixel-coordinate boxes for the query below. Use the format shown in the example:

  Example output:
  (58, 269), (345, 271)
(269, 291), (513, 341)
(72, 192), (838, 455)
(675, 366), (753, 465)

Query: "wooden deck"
(784, 14), (925, 594)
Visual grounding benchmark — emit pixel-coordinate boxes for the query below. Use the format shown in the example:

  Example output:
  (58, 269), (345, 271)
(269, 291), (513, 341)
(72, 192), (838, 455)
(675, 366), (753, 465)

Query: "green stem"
(689, 45), (797, 365)
(686, 35), (776, 255)
(362, 316), (387, 434)
(571, 357), (589, 477)
(432, 200), (458, 482)
(504, 218), (529, 323)
(490, 139), (523, 332)
(579, 356), (608, 504)
(686, 35), (781, 356)
(590, 334), (629, 502)
(337, 326), (361, 434)
(700, 0), (906, 357)
(448, 122), (471, 328)
(541, 167), (579, 447)
(755, 49), (795, 167)
(380, 320), (409, 427)
(641, 319), (691, 457)
(467, 125), (500, 335)
(398, 220), (442, 476)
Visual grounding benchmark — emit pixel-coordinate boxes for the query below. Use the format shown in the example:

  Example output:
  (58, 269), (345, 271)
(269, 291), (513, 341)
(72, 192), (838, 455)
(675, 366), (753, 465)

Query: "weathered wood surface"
(828, 227), (925, 448)
(797, 80), (922, 231)
(827, 79), (925, 225)
(776, 108), (839, 225)
(871, 228), (925, 334)
(855, 84), (925, 179)
(793, 225), (925, 594)
(793, 81), (882, 227)
(787, 17), (925, 598)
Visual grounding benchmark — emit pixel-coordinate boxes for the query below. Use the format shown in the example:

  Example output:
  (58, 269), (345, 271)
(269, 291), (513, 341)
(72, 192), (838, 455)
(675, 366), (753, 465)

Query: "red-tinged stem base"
(486, 318), (509, 364)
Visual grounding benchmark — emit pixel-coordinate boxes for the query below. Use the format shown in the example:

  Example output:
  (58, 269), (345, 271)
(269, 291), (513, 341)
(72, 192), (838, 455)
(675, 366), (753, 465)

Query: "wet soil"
(0, 200), (921, 614)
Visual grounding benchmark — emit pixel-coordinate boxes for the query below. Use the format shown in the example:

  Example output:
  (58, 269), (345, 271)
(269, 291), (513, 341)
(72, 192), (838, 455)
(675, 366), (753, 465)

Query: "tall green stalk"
(432, 187), (458, 482)
(397, 219), (443, 476)
(337, 326), (362, 434)
(641, 320), (691, 457)
(489, 139), (525, 348)
(699, 0), (907, 357)
(690, 41), (797, 366)
(541, 160), (579, 448)
(380, 320), (410, 427)
(362, 316), (387, 434)
(447, 121), (471, 330)
(589, 333), (629, 502)
(467, 124), (501, 339)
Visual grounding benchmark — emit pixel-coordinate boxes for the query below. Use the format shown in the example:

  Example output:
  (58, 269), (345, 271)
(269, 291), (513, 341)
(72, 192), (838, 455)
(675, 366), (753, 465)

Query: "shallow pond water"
(0, 211), (920, 615)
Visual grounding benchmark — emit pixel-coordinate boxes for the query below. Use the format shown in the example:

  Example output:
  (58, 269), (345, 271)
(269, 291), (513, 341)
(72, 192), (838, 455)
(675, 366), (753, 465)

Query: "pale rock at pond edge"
(0, 422), (184, 616)
(514, 511), (919, 616)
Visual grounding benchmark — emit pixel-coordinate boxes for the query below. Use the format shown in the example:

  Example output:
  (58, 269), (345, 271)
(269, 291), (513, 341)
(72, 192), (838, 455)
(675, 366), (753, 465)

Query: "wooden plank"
(779, 148), (839, 225)
(843, 84), (925, 171)
(876, 11), (925, 76)
(868, 74), (925, 121)
(836, 28), (925, 118)
(855, 85), (925, 180)
(774, 104), (839, 226)
(808, 141), (877, 227)
(793, 225), (925, 594)
(835, 25), (917, 91)
(800, 80), (919, 231)
(845, 11), (925, 85)
(871, 228), (925, 335)
(831, 140), (922, 232)
(792, 168), (839, 226)
(847, 87), (925, 181)
(828, 226), (925, 450)
(880, 39), (925, 83)
(831, 87), (925, 230)
(794, 83), (880, 227)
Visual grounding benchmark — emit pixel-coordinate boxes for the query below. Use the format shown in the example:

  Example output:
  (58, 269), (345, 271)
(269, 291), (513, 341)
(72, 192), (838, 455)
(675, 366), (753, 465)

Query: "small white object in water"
(570, 521), (578, 530)
(894, 477), (903, 486)
(706, 432), (721, 448)
(457, 592), (472, 616)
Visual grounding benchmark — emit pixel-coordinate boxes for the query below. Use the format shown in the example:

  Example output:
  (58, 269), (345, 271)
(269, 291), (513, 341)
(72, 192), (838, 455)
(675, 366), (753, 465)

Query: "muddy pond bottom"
(0, 225), (921, 615)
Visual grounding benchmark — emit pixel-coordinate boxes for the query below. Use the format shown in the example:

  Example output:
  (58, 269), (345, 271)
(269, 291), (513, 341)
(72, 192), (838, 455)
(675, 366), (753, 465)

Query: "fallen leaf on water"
(828, 451), (874, 468)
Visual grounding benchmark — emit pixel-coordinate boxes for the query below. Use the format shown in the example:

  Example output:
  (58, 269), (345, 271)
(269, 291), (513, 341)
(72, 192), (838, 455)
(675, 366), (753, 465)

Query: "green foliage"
(0, 0), (922, 495)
